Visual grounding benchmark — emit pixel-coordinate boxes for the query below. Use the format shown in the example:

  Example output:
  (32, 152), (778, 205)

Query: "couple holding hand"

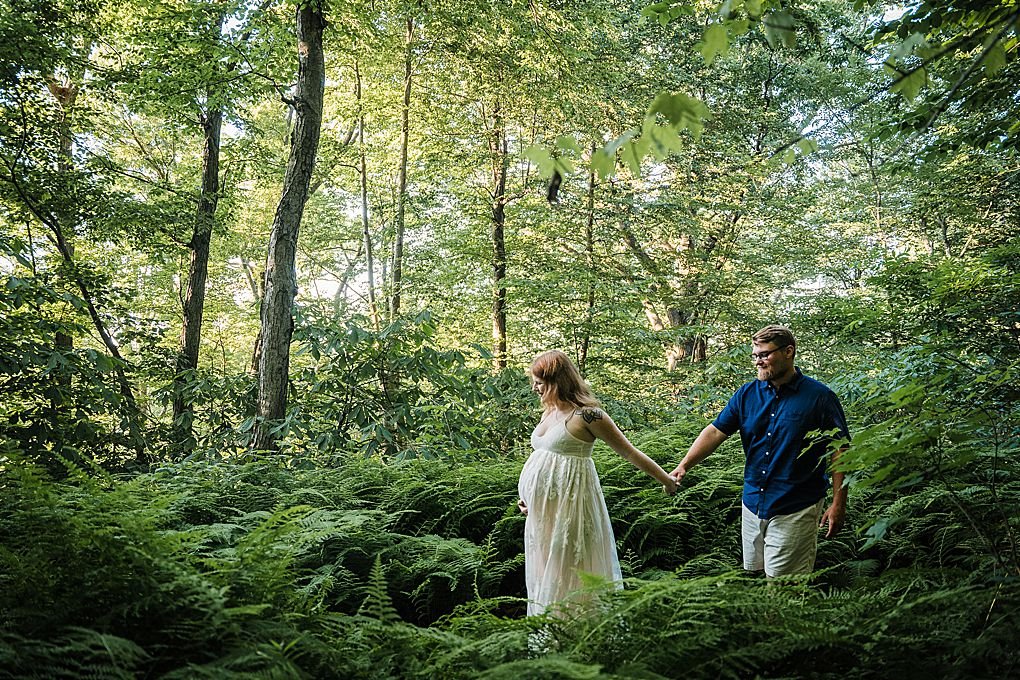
(517, 325), (849, 617)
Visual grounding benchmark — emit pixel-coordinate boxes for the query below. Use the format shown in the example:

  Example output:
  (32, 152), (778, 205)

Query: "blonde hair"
(529, 350), (600, 409)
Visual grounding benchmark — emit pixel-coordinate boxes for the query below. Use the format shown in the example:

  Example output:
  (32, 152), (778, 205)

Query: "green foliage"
(0, 237), (143, 471)
(2, 441), (1018, 678)
(281, 309), (535, 459)
(2, 0), (1019, 675)
(862, 0), (1020, 150)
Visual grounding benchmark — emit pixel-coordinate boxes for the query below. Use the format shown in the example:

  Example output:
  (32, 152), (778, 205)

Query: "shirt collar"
(787, 367), (805, 391)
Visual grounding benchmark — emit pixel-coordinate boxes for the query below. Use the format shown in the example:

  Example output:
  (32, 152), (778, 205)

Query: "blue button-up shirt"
(713, 368), (849, 519)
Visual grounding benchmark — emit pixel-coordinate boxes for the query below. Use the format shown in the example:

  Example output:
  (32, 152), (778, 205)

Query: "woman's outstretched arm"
(572, 408), (677, 495)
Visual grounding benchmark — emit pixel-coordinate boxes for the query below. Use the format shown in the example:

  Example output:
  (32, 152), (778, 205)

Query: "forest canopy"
(1, 0), (1018, 677)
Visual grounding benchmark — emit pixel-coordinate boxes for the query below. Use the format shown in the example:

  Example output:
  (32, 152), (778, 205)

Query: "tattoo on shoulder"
(580, 408), (603, 424)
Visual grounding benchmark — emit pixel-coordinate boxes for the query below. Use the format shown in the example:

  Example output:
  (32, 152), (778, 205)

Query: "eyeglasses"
(750, 345), (789, 362)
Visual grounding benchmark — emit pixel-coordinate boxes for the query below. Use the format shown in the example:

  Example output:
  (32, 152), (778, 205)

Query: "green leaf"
(860, 515), (903, 551)
(890, 66), (927, 102)
(745, 0), (763, 19)
(641, 2), (668, 18)
(605, 129), (638, 155)
(892, 32), (927, 59)
(699, 23), (729, 65)
(648, 91), (710, 136)
(591, 149), (616, 180)
(623, 139), (645, 177)
(93, 353), (115, 373)
(796, 137), (818, 155)
(763, 10), (796, 49)
(5, 238), (33, 268)
(728, 18), (750, 36)
(524, 144), (556, 178)
(555, 135), (583, 153)
(984, 41), (1006, 75)
(647, 124), (683, 159)
(469, 343), (493, 359)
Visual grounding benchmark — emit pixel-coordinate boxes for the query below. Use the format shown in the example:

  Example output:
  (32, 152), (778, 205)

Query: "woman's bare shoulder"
(575, 407), (608, 424)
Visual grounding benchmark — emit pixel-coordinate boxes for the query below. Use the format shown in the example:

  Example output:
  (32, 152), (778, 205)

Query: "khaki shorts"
(742, 498), (825, 577)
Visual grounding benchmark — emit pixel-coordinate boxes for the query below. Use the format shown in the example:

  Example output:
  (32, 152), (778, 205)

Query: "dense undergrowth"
(1, 414), (1017, 678)
(3, 246), (1019, 677)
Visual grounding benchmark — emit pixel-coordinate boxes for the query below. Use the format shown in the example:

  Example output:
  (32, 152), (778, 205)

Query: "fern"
(3, 436), (1019, 678)
(359, 555), (401, 624)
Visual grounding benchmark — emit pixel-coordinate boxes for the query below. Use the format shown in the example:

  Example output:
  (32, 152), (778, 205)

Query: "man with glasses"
(669, 325), (849, 577)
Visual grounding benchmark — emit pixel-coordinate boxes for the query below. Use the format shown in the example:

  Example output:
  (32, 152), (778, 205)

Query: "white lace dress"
(518, 416), (623, 616)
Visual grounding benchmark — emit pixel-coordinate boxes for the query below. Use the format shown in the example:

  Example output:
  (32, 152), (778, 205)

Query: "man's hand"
(819, 502), (845, 538)
(669, 462), (689, 486)
(517, 498), (528, 516)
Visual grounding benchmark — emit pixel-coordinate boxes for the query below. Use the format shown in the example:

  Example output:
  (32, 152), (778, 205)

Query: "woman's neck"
(544, 401), (574, 416)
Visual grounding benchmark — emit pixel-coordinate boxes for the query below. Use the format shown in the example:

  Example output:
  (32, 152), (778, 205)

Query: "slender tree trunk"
(490, 98), (509, 370)
(251, 2), (326, 452)
(242, 257), (260, 300)
(48, 79), (77, 367)
(39, 209), (147, 458)
(45, 76), (78, 443)
(864, 144), (883, 233)
(389, 16), (414, 321)
(355, 60), (381, 330)
(41, 75), (147, 460)
(173, 103), (222, 442)
(578, 144), (597, 375)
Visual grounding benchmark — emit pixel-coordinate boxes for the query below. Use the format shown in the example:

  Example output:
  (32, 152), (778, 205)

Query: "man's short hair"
(752, 325), (796, 348)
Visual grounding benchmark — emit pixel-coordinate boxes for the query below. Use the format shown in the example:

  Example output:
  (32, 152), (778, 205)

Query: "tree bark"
(490, 98), (509, 370)
(48, 81), (76, 456)
(46, 77), (78, 405)
(354, 60), (380, 330)
(389, 16), (414, 322)
(173, 103), (222, 441)
(251, 2), (326, 452)
(578, 145), (597, 375)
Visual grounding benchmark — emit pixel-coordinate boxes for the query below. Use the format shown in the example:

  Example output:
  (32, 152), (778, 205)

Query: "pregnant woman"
(518, 350), (677, 616)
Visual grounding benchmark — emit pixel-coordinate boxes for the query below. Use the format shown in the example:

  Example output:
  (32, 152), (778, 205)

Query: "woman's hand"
(662, 477), (678, 496)
(517, 498), (528, 515)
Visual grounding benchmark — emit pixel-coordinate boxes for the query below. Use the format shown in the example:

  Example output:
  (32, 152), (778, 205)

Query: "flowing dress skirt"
(518, 434), (623, 617)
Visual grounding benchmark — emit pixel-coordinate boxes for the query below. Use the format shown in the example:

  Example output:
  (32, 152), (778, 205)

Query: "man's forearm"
(830, 448), (847, 505)
(681, 424), (728, 469)
(831, 471), (847, 505)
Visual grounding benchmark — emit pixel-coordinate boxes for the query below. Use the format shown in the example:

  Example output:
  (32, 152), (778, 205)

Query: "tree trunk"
(173, 103), (222, 442)
(490, 98), (509, 370)
(42, 75), (148, 460)
(251, 1), (326, 452)
(355, 59), (381, 330)
(389, 16), (414, 322)
(46, 77), (78, 406)
(578, 145), (597, 375)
